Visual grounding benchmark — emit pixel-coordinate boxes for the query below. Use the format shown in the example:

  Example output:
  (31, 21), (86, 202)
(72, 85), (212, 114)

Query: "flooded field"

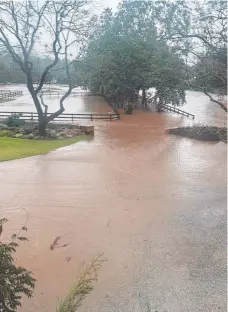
(0, 85), (227, 312)
(0, 84), (111, 114)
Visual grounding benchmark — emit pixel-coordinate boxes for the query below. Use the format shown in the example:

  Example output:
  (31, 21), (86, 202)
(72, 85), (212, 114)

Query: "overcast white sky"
(97, 0), (120, 11)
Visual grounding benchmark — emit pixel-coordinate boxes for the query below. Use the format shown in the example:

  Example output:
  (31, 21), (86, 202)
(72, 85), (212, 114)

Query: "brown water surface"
(0, 89), (227, 312)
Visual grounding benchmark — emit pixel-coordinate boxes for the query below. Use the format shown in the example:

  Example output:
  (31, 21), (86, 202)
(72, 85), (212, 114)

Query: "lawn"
(0, 136), (87, 161)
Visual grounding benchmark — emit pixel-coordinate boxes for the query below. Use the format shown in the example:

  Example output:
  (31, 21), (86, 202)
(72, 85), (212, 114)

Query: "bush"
(6, 113), (25, 127)
(124, 103), (133, 115)
(0, 218), (36, 312)
(0, 130), (12, 137)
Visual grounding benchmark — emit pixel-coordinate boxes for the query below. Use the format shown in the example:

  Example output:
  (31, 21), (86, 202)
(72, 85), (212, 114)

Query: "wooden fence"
(161, 104), (195, 119)
(0, 111), (120, 122)
(0, 90), (23, 100)
(42, 91), (85, 98)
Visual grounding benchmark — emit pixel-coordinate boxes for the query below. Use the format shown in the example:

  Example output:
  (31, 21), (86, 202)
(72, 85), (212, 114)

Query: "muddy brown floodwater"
(0, 89), (227, 312)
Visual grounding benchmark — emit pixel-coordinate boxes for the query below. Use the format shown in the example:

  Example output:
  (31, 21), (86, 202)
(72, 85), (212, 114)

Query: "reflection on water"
(0, 84), (227, 312)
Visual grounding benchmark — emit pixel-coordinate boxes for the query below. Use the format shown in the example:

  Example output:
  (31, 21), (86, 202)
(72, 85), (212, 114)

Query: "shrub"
(0, 217), (104, 312)
(0, 218), (36, 312)
(124, 103), (133, 115)
(0, 130), (12, 137)
(6, 113), (25, 127)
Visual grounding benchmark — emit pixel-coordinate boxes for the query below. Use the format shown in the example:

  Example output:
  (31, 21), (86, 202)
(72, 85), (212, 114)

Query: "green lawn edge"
(0, 136), (88, 162)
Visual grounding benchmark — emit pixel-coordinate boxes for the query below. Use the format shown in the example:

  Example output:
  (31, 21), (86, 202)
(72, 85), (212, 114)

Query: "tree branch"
(204, 89), (227, 112)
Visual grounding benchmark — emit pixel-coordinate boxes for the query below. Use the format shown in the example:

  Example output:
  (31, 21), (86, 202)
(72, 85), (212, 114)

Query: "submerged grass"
(0, 136), (87, 161)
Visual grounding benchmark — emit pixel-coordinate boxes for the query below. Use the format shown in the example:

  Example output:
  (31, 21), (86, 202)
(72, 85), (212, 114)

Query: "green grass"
(0, 136), (87, 161)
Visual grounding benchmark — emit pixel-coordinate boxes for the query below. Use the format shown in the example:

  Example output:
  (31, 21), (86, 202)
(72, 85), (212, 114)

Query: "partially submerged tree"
(83, 1), (187, 110)
(0, 1), (93, 135)
(162, 0), (227, 112)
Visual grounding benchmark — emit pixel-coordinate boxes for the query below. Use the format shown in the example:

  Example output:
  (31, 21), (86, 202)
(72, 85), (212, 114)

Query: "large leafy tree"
(83, 1), (187, 110)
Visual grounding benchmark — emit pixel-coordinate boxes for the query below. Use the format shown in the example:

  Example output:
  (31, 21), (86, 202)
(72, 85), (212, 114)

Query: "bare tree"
(0, 0), (92, 135)
(161, 0), (227, 112)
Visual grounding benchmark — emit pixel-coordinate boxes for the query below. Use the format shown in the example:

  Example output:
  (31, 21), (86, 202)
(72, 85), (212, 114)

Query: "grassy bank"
(168, 126), (227, 143)
(0, 136), (87, 161)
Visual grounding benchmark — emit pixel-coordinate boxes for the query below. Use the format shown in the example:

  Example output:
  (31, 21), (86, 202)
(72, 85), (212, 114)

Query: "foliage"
(6, 113), (25, 127)
(162, 0), (227, 112)
(0, 218), (36, 312)
(0, 130), (12, 137)
(56, 254), (106, 312)
(124, 103), (133, 115)
(81, 1), (187, 109)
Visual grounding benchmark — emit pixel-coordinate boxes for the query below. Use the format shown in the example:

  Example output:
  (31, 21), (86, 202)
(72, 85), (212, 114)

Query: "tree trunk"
(157, 97), (163, 112)
(141, 88), (147, 108)
(27, 77), (47, 135)
(38, 118), (47, 136)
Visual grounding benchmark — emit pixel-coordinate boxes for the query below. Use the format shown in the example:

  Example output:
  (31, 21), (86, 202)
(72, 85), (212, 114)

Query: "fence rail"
(161, 104), (195, 119)
(42, 91), (86, 98)
(0, 111), (120, 122)
(0, 90), (23, 100)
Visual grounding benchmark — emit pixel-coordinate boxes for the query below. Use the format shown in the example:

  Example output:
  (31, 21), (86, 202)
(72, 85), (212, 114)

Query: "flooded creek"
(0, 86), (227, 312)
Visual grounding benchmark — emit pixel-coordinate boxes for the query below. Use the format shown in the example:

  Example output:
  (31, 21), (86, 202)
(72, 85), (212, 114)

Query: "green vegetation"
(0, 136), (87, 162)
(5, 113), (25, 127)
(56, 255), (105, 312)
(0, 0), (226, 120)
(0, 218), (36, 312)
(0, 218), (105, 312)
(80, 2), (187, 111)
(162, 0), (227, 112)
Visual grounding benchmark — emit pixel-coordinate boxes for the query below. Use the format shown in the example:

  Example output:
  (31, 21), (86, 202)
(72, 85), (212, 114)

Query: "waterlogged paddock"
(0, 86), (226, 312)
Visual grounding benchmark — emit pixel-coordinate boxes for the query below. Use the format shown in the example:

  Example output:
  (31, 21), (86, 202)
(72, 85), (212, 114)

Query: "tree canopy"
(0, 0), (226, 113)
(80, 1), (187, 110)
(163, 0), (227, 111)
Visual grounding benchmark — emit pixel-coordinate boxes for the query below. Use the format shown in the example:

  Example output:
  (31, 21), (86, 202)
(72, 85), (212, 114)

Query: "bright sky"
(98, 0), (120, 11)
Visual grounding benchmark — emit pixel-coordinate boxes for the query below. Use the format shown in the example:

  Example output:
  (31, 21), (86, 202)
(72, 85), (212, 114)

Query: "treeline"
(0, 0), (227, 112)
(77, 2), (187, 109)
(76, 0), (227, 111)
(0, 54), (66, 84)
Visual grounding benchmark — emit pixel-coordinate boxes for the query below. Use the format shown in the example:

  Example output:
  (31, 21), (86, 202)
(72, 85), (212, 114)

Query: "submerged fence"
(0, 111), (120, 122)
(0, 90), (23, 100)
